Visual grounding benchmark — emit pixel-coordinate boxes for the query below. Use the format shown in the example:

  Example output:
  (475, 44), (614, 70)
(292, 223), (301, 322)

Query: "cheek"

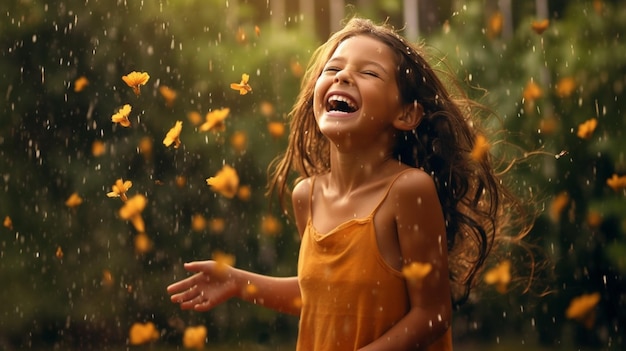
(312, 77), (328, 114)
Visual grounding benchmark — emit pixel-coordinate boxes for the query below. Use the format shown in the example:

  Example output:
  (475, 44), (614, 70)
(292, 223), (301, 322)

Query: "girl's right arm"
(167, 261), (301, 316)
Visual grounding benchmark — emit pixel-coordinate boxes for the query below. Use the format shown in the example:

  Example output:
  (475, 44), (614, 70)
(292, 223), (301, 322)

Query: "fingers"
(166, 273), (201, 294)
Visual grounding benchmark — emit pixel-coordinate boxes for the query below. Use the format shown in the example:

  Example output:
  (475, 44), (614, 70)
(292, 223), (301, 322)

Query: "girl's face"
(313, 35), (404, 146)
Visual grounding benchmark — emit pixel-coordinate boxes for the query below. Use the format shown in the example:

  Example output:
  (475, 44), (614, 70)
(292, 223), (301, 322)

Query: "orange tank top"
(296, 173), (453, 350)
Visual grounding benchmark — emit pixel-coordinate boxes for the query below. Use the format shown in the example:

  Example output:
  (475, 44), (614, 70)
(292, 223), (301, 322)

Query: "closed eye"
(362, 71), (380, 78)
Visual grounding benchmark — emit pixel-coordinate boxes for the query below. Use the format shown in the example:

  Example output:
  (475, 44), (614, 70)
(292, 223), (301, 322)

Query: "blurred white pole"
(535, 0), (549, 20)
(270, 0), (286, 29)
(299, 0), (315, 31)
(329, 0), (345, 33)
(404, 0), (419, 41)
(498, 0), (513, 39)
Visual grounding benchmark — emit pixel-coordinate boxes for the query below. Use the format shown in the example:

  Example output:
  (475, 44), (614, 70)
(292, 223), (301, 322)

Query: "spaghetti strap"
(308, 176), (316, 219)
(369, 168), (416, 216)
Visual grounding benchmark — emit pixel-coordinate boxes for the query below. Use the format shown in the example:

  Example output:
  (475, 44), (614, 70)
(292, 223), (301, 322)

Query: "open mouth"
(326, 94), (358, 113)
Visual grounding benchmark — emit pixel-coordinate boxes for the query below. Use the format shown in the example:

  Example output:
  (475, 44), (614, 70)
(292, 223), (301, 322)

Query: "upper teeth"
(327, 95), (357, 110)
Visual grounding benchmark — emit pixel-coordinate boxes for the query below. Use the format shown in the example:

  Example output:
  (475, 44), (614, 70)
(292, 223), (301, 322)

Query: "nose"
(333, 69), (353, 85)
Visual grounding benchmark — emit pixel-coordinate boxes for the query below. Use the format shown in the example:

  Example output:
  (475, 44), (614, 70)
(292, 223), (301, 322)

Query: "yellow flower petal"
(107, 179), (132, 202)
(531, 19), (550, 34)
(206, 165), (239, 198)
(55, 246), (64, 260)
(91, 140), (106, 157)
(484, 260), (511, 294)
(119, 194), (147, 220)
(261, 215), (282, 236)
(122, 71), (150, 96)
(212, 250), (235, 276)
(65, 192), (83, 208)
(111, 104), (132, 127)
(549, 192), (570, 222)
(230, 73), (252, 95)
(565, 292), (601, 329)
(3, 216), (13, 230)
(129, 322), (159, 345)
(163, 120), (183, 148)
(576, 118), (597, 140)
(470, 134), (490, 161)
(606, 174), (626, 191)
(134, 232), (152, 254)
(555, 77), (576, 98)
(267, 121), (286, 139)
(523, 80), (543, 103)
(191, 214), (207, 232)
(183, 325), (207, 350)
(230, 131), (247, 152)
(74, 76), (89, 92)
(402, 262), (432, 284)
(209, 217), (226, 233)
(159, 85), (177, 107)
(199, 108), (230, 132)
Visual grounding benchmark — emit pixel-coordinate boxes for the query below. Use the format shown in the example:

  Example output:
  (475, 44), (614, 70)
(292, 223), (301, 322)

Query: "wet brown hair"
(268, 17), (533, 305)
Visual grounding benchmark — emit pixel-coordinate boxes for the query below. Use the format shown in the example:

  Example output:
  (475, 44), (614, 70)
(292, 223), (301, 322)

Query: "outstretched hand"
(166, 261), (238, 312)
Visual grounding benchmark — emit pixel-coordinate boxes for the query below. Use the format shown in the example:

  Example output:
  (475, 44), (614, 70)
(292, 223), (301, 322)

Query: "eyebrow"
(326, 57), (390, 76)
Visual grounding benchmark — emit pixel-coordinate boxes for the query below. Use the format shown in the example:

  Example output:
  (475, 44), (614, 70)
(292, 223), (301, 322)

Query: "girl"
(168, 17), (530, 350)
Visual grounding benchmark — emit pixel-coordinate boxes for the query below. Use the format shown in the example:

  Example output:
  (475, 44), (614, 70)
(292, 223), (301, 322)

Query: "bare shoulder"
(291, 177), (312, 204)
(390, 168), (439, 201)
(291, 177), (313, 237)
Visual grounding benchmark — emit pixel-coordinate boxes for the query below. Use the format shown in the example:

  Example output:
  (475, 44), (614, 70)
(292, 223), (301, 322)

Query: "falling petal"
(119, 194), (147, 220)
(175, 175), (187, 188)
(259, 101), (275, 117)
(129, 322), (159, 345)
(549, 192), (570, 222)
(488, 11), (503, 38)
(206, 165), (239, 198)
(111, 104), (132, 127)
(402, 262), (432, 284)
(470, 134), (490, 161)
(254, 25), (261, 37)
(237, 185), (252, 201)
(531, 19), (550, 34)
(73, 76), (89, 92)
(187, 111), (203, 126)
(523, 80), (543, 103)
(199, 108), (230, 132)
(122, 71), (150, 96)
(102, 269), (114, 288)
(566, 292), (601, 329)
(555, 77), (576, 98)
(606, 174), (626, 191)
(212, 250), (235, 275)
(65, 193), (83, 208)
(230, 73), (252, 95)
(230, 131), (248, 152)
(191, 214), (207, 232)
(261, 215), (282, 236)
(183, 325), (207, 350)
(209, 218), (226, 234)
(139, 137), (154, 160)
(159, 85), (177, 107)
(163, 120), (183, 148)
(134, 232), (152, 254)
(267, 121), (286, 139)
(576, 118), (597, 140)
(55, 246), (64, 260)
(484, 260), (511, 294)
(91, 140), (106, 157)
(107, 179), (132, 202)
(3, 216), (13, 230)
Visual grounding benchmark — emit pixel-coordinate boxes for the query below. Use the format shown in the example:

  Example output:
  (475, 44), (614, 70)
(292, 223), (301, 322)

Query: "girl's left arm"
(360, 169), (452, 350)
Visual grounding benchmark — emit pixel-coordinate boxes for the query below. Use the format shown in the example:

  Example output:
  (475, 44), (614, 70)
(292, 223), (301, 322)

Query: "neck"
(327, 144), (396, 193)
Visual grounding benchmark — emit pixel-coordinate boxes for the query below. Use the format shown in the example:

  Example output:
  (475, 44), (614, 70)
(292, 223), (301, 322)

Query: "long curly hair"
(268, 17), (533, 305)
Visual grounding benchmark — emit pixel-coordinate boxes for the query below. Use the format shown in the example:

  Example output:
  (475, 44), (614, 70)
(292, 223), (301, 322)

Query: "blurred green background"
(1, 0), (625, 350)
